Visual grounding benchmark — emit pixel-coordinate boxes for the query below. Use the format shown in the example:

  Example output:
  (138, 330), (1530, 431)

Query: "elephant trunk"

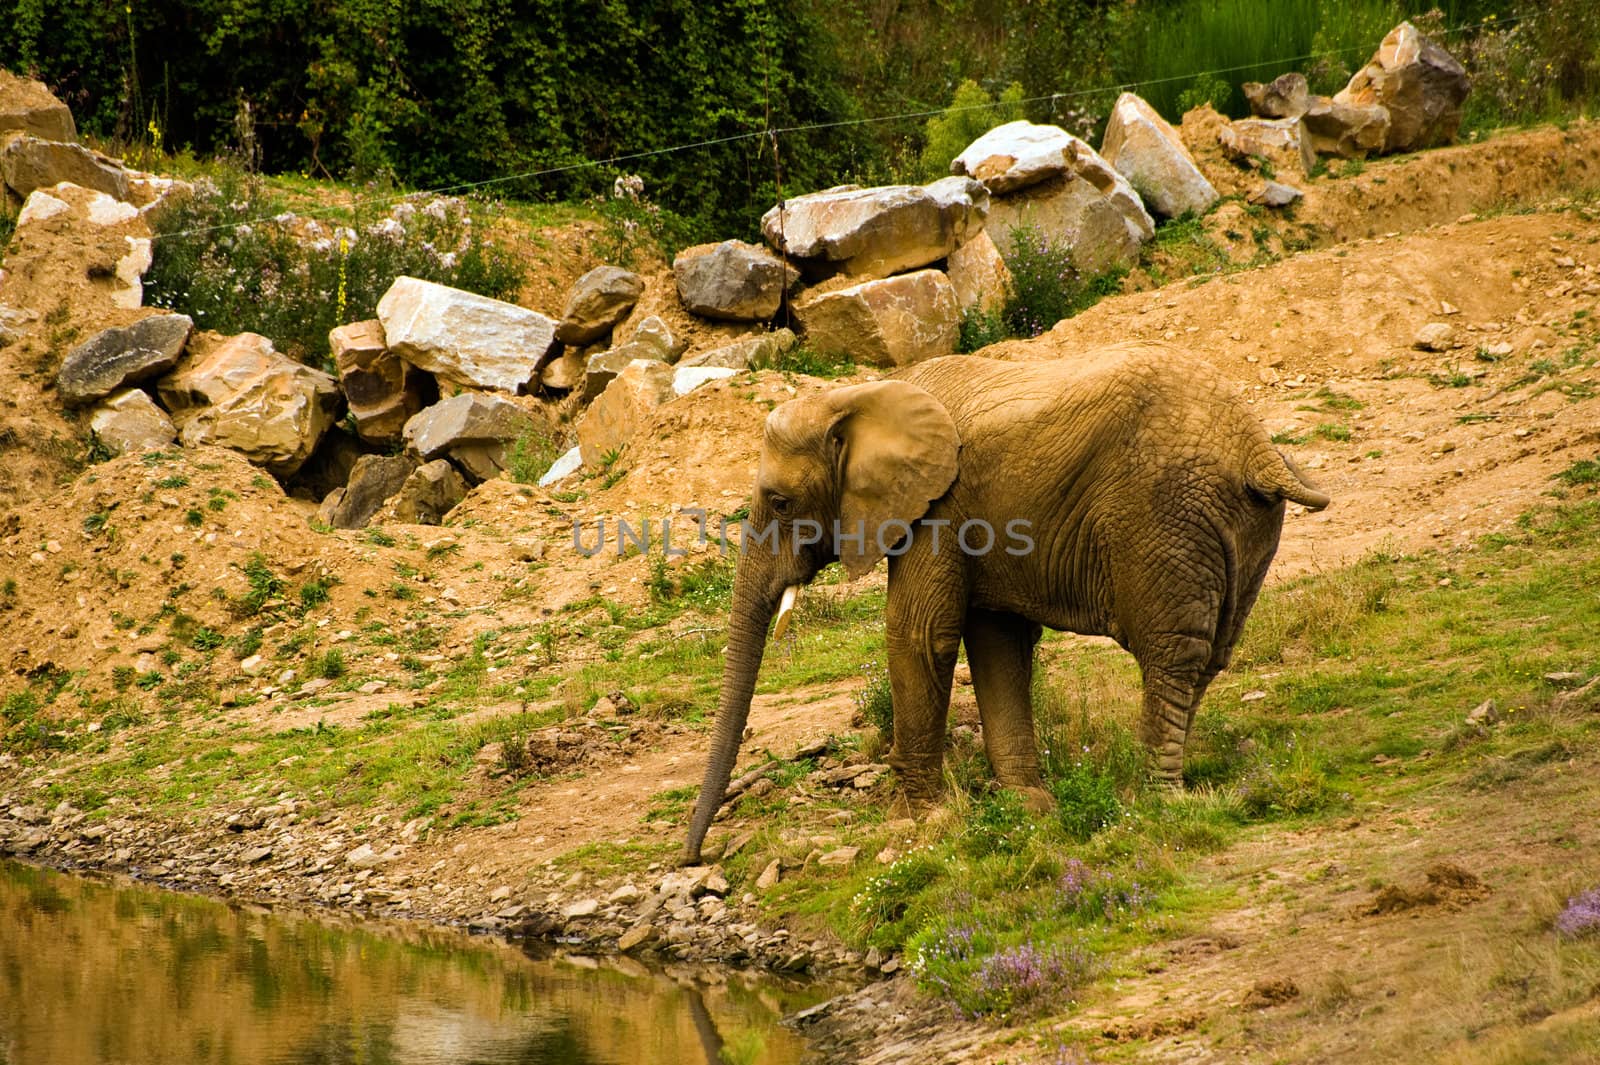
(682, 556), (782, 865)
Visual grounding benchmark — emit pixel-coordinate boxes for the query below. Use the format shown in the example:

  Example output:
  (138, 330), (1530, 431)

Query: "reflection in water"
(0, 861), (820, 1065)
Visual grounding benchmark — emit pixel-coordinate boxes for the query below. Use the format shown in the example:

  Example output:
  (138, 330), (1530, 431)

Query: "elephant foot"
(1015, 784), (1056, 815)
(887, 787), (942, 822)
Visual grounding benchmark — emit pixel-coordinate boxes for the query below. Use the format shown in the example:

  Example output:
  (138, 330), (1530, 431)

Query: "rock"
(330, 319), (429, 445)
(607, 883), (642, 904)
(377, 275), (557, 393)
(562, 898), (600, 919)
(240, 655), (266, 676)
(318, 453), (418, 529)
(673, 240), (798, 321)
(538, 445), (583, 488)
(557, 265), (645, 344)
(0, 70), (77, 142)
(673, 365), (737, 396)
(703, 868), (731, 897)
(374, 459), (467, 525)
(88, 388), (176, 456)
(755, 859), (782, 890)
(983, 137), (1155, 276)
(5, 184), (151, 312)
(1248, 181), (1303, 208)
(582, 342), (669, 402)
(1465, 698), (1499, 726)
(157, 332), (342, 476)
(1413, 322), (1458, 351)
(952, 120), (1076, 194)
(761, 177), (989, 280)
(945, 229), (1010, 315)
(1544, 672), (1587, 688)
(1219, 117), (1316, 177)
(618, 924), (658, 952)
(1, 136), (129, 202)
(57, 313), (192, 406)
(678, 328), (797, 370)
(797, 269), (960, 368)
(1335, 21), (1470, 153)
(631, 316), (683, 360)
(1243, 73), (1310, 119)
(402, 393), (538, 483)
(818, 847), (860, 868)
(1302, 96), (1391, 159)
(576, 359), (675, 469)
(538, 348), (589, 392)
(1100, 93), (1218, 219)
(346, 843), (402, 869)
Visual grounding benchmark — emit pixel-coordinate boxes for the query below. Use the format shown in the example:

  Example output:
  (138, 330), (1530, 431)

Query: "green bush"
(919, 80), (1025, 180)
(145, 169), (524, 363)
(853, 661), (894, 738)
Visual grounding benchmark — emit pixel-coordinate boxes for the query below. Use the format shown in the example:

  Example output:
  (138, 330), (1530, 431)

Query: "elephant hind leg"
(1136, 633), (1215, 784)
(964, 609), (1052, 810)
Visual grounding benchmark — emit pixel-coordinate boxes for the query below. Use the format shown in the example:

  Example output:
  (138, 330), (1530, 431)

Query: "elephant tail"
(1247, 448), (1331, 511)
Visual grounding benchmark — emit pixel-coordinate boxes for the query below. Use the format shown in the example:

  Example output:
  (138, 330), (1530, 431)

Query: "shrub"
(853, 660), (894, 738)
(919, 80), (1025, 180)
(1554, 886), (1600, 938)
(1050, 761), (1124, 841)
(145, 169), (524, 364)
(1235, 744), (1341, 819)
(961, 789), (1035, 857)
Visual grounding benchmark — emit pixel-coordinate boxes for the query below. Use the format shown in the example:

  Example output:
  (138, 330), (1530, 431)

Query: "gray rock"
(673, 365), (737, 396)
(318, 453), (418, 530)
(1302, 96), (1391, 159)
(1101, 92), (1218, 220)
(1335, 21), (1469, 152)
(57, 313), (192, 406)
(402, 393), (537, 483)
(1465, 698), (1499, 726)
(618, 924), (658, 952)
(1, 136), (128, 202)
(375, 459), (467, 525)
(557, 266), (644, 344)
(673, 240), (798, 321)
(1243, 73), (1311, 119)
(87, 388), (176, 455)
(761, 178), (989, 279)
(1248, 181), (1304, 208)
(562, 898), (600, 919)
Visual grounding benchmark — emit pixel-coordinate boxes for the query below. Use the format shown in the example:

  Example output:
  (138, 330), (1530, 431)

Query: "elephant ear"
(826, 380), (960, 579)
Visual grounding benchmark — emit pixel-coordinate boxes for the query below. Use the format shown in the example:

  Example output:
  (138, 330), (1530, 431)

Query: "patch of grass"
(1312, 422), (1352, 442)
(507, 427), (563, 485)
(1554, 457), (1600, 487)
(754, 343), (856, 379)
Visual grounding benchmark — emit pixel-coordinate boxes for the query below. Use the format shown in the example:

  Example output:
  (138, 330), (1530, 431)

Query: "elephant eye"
(768, 494), (790, 515)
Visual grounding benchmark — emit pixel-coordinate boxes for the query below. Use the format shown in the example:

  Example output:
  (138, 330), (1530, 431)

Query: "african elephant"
(683, 343), (1328, 864)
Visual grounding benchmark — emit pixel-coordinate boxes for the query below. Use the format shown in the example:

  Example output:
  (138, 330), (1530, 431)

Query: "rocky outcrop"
(983, 146), (1155, 276)
(56, 313), (192, 406)
(760, 178), (988, 280)
(330, 319), (429, 445)
(797, 269), (960, 368)
(317, 453), (419, 529)
(0, 70), (77, 143)
(1, 136), (129, 202)
(556, 266), (645, 344)
(576, 359), (675, 469)
(1100, 93), (1218, 220)
(673, 240), (797, 321)
(1336, 21), (1470, 153)
(87, 388), (176, 456)
(402, 393), (538, 483)
(678, 328), (797, 371)
(1219, 117), (1316, 177)
(582, 316), (682, 401)
(1244, 73), (1310, 119)
(377, 276), (557, 394)
(157, 332), (342, 476)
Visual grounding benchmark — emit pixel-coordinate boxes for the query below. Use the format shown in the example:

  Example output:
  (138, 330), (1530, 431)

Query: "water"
(0, 861), (823, 1065)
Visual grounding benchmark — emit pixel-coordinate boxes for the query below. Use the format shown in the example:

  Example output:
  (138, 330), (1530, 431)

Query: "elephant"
(682, 343), (1329, 864)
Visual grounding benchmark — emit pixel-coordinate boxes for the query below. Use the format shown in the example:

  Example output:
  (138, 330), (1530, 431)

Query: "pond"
(0, 860), (823, 1065)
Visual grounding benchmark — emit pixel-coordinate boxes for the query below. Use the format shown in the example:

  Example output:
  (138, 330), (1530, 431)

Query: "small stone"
(562, 898), (600, 919)
(607, 883), (642, 904)
(1544, 672), (1586, 688)
(1248, 180), (1303, 208)
(755, 859), (782, 890)
(618, 924), (658, 952)
(1241, 690), (1268, 703)
(1465, 698), (1499, 726)
(1413, 322), (1458, 351)
(241, 846), (273, 864)
(817, 847), (860, 868)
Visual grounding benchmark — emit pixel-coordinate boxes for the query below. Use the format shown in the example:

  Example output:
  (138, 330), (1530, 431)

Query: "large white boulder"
(952, 120), (1077, 194)
(760, 177), (988, 279)
(796, 269), (960, 368)
(1100, 93), (1218, 220)
(377, 276), (556, 393)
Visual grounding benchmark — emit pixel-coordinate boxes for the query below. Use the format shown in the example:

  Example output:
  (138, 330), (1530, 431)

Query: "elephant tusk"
(772, 585), (801, 641)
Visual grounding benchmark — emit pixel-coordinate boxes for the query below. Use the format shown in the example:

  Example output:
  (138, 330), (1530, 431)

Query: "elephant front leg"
(883, 559), (966, 811)
(964, 609), (1053, 813)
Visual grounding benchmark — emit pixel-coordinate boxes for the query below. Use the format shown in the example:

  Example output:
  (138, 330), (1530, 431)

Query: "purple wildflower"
(1554, 886), (1600, 938)
(973, 941), (1098, 1014)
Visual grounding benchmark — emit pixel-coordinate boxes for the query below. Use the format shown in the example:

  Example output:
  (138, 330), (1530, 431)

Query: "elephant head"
(681, 379), (960, 863)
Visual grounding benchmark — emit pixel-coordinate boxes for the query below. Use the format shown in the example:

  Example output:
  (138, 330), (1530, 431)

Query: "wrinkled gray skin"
(683, 344), (1329, 864)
